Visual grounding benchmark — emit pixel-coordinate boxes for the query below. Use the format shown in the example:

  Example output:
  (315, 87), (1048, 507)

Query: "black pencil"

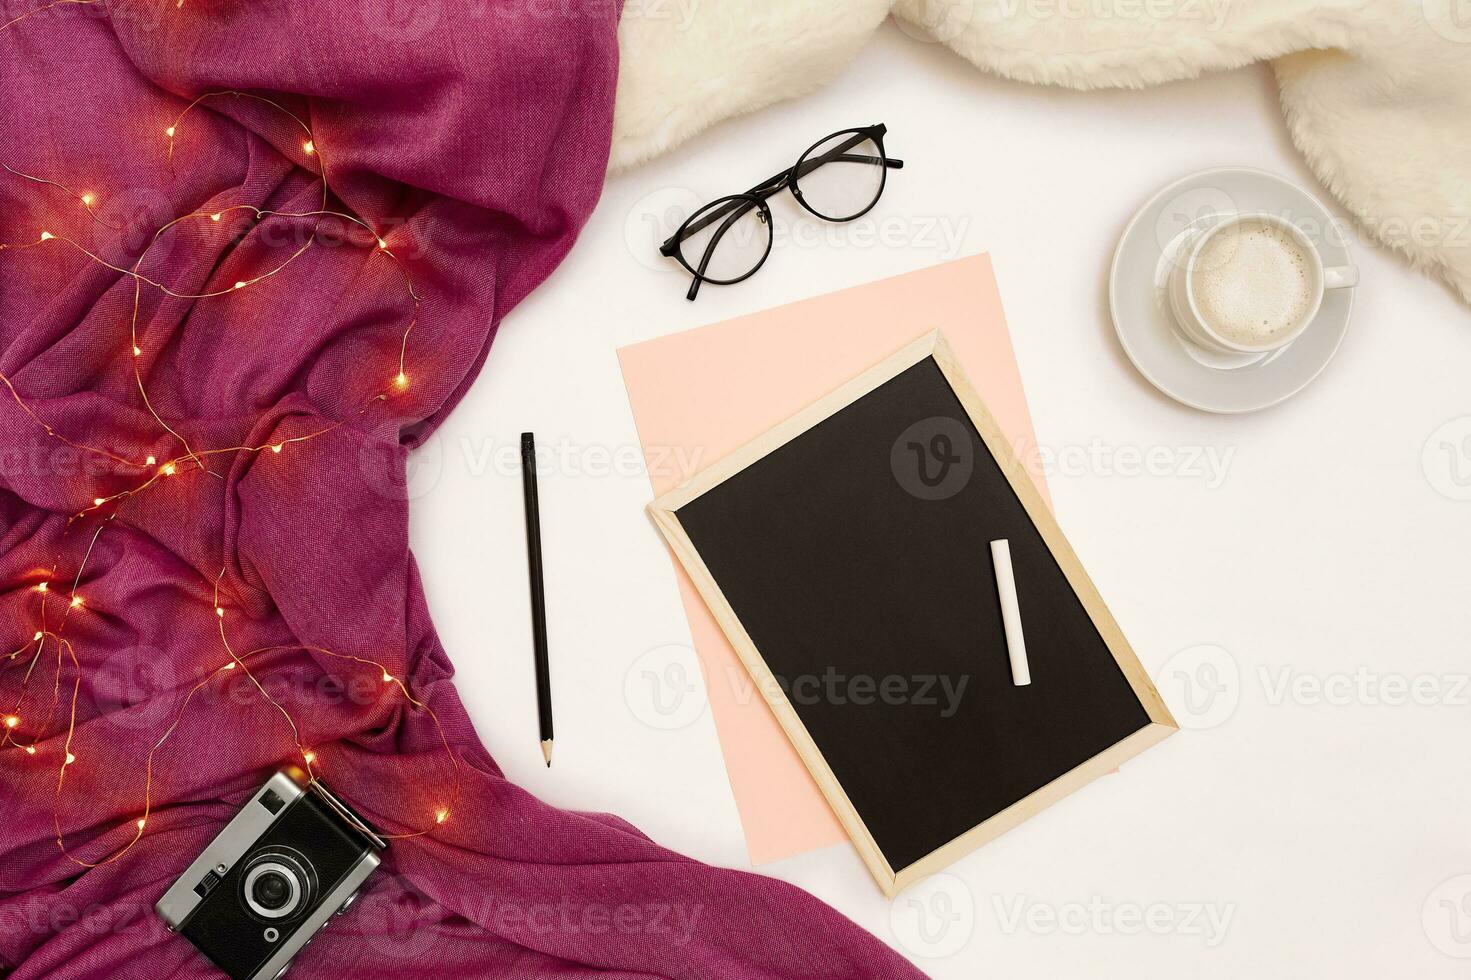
(520, 432), (554, 767)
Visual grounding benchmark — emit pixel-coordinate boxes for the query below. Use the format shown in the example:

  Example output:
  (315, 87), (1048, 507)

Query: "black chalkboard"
(652, 332), (1174, 891)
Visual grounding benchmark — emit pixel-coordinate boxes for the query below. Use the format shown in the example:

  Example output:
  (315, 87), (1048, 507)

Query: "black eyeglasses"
(658, 124), (903, 300)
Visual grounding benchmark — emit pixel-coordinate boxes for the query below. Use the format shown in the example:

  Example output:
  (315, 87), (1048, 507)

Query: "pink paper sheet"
(618, 255), (1049, 864)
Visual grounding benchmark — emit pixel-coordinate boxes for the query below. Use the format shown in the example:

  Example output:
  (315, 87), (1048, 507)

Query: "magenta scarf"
(0, 2), (922, 977)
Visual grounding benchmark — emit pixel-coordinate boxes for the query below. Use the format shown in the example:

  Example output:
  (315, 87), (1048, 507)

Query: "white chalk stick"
(990, 539), (1030, 686)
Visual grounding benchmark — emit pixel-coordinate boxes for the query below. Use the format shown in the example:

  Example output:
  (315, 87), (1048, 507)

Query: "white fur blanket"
(612, 0), (1471, 304)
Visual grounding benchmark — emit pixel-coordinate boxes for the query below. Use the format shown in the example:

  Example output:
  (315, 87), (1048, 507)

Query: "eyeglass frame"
(658, 124), (905, 300)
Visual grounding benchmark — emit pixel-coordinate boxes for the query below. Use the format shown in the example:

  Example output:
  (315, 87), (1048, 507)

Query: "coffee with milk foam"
(1191, 219), (1315, 346)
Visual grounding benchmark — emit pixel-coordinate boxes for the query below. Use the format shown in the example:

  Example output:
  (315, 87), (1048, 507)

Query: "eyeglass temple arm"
(660, 188), (771, 256)
(846, 154), (904, 169)
(790, 127), (903, 179)
(685, 204), (754, 301)
(659, 148), (901, 254)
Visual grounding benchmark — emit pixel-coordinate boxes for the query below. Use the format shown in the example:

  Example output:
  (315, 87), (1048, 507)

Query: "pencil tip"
(541, 739), (553, 767)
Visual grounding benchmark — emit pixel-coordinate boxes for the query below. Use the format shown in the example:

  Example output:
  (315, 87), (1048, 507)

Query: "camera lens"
(242, 850), (315, 921)
(252, 871), (292, 911)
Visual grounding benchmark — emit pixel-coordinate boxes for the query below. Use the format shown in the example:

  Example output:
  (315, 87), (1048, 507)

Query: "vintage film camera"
(156, 768), (385, 980)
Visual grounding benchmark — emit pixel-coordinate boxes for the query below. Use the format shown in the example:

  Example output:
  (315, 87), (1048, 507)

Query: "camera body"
(156, 769), (386, 980)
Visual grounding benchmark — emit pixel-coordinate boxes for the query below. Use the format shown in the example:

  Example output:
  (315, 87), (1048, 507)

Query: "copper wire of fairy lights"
(0, 1), (459, 867)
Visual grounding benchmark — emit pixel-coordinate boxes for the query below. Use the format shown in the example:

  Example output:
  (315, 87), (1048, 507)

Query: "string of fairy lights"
(0, 0), (460, 867)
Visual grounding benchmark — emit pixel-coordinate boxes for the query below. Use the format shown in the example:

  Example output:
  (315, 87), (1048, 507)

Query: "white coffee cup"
(1167, 212), (1357, 354)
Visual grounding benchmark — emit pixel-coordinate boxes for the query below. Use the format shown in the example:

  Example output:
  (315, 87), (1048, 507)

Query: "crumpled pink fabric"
(0, 2), (922, 977)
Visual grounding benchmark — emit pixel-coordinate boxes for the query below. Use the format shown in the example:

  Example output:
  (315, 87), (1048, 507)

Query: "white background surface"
(410, 22), (1471, 979)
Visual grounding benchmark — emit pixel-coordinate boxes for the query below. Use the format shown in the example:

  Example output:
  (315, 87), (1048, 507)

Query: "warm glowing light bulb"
(24, 745), (35, 755)
(435, 808), (448, 825)
(376, 238), (388, 250)
(382, 671), (394, 683)
(32, 631), (42, 641)
(69, 595), (83, 609)
(65, 752), (75, 764)
(270, 443), (283, 454)
(303, 140), (315, 155)
(394, 372), (408, 388)
(4, 716), (19, 729)
(215, 606), (224, 617)
(132, 345), (141, 357)
(39, 231), (53, 241)
(136, 818), (146, 830)
(303, 750), (316, 764)
(35, 582), (48, 593)
(165, 126), (176, 138)
(93, 497), (105, 506)
(161, 462), (176, 476)
(145, 455), (156, 466)
(233, 281), (247, 290)
(80, 193), (94, 207)
(210, 212), (221, 221)
(224, 661), (236, 670)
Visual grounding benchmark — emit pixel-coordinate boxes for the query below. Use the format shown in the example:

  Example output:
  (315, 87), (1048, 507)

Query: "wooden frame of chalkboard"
(649, 329), (1176, 896)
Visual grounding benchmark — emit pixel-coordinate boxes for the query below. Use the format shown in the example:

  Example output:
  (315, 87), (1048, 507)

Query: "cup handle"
(1324, 264), (1359, 290)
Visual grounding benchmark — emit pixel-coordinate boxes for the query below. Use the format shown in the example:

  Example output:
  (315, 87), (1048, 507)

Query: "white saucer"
(1109, 167), (1355, 414)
